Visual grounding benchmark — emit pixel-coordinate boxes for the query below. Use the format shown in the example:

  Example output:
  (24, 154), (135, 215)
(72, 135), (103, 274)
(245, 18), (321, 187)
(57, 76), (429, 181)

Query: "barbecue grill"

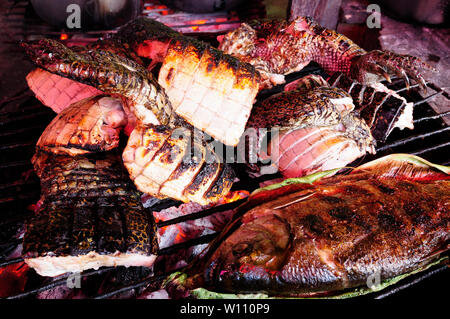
(0, 0), (448, 300)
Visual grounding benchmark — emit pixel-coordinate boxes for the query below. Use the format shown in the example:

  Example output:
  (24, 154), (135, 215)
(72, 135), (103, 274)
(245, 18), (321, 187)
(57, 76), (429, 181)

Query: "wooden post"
(288, 0), (342, 30)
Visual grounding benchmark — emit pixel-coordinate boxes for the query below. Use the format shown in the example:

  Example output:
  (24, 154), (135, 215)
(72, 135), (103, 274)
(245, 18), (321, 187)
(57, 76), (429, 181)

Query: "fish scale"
(198, 155), (449, 296)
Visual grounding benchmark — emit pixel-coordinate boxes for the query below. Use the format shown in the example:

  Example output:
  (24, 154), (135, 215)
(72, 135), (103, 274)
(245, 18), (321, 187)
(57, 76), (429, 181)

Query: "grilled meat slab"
(199, 155), (449, 296)
(23, 152), (158, 277)
(116, 17), (260, 146)
(245, 86), (375, 178)
(123, 125), (235, 205)
(36, 95), (127, 156)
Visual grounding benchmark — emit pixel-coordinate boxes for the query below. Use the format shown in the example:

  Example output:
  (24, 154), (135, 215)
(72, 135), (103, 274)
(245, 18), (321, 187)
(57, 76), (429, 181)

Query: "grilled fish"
(36, 95), (127, 156)
(116, 17), (260, 146)
(245, 86), (375, 178)
(122, 125), (235, 205)
(23, 151), (158, 277)
(197, 154), (449, 296)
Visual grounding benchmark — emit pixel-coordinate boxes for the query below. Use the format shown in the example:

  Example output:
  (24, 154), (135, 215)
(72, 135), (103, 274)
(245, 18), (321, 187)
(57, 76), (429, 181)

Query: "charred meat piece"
(219, 17), (433, 90)
(199, 154), (449, 296)
(21, 39), (175, 126)
(245, 86), (375, 178)
(123, 125), (235, 205)
(36, 95), (127, 156)
(116, 17), (260, 146)
(24, 152), (158, 277)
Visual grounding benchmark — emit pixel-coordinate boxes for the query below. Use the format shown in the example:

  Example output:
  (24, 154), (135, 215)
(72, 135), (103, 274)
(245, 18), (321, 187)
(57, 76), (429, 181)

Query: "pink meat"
(271, 126), (367, 178)
(26, 68), (102, 113)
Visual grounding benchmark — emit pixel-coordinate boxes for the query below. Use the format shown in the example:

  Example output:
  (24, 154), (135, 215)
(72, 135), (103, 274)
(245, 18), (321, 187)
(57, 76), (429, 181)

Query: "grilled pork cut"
(116, 17), (260, 146)
(123, 125), (235, 205)
(36, 95), (127, 156)
(198, 154), (450, 296)
(23, 152), (158, 277)
(245, 86), (375, 178)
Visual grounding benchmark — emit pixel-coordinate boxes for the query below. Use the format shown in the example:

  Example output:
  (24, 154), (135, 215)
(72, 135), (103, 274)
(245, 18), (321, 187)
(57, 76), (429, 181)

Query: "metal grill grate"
(0, 66), (448, 299)
(0, 0), (448, 300)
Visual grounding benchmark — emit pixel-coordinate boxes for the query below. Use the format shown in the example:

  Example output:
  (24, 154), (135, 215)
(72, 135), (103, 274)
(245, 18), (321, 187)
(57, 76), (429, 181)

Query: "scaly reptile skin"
(219, 17), (433, 90)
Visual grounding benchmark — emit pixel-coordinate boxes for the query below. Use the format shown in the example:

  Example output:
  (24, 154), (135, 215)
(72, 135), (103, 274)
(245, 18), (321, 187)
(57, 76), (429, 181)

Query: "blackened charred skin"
(184, 161), (219, 196)
(303, 214), (326, 236)
(205, 164), (236, 200)
(372, 180), (396, 195)
(328, 206), (355, 221)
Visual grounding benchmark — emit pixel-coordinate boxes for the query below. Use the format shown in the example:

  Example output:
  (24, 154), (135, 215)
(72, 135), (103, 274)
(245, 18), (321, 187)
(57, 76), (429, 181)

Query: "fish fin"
(352, 154), (449, 181)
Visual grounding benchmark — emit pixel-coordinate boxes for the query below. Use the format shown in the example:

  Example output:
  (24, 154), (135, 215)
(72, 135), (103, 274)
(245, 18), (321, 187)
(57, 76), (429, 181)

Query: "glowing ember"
(60, 33), (69, 41)
(0, 262), (29, 298)
(218, 190), (250, 205)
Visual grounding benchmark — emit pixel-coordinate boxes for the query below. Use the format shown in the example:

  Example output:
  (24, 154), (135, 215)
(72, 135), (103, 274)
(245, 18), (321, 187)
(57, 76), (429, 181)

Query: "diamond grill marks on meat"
(245, 86), (375, 178)
(21, 39), (174, 126)
(24, 152), (158, 277)
(26, 68), (102, 114)
(123, 125), (235, 205)
(25, 38), (144, 114)
(329, 73), (414, 142)
(200, 155), (450, 296)
(36, 95), (127, 156)
(219, 17), (433, 90)
(116, 17), (260, 146)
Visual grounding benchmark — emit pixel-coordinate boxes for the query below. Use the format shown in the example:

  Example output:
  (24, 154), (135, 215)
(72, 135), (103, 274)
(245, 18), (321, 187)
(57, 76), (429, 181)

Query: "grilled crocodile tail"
(123, 125), (235, 205)
(24, 151), (158, 277)
(21, 39), (175, 126)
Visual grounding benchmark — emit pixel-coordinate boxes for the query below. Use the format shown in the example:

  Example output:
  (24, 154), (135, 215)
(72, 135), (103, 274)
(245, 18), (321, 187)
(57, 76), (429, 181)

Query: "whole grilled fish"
(194, 154), (449, 296)
(24, 151), (158, 277)
(116, 17), (260, 146)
